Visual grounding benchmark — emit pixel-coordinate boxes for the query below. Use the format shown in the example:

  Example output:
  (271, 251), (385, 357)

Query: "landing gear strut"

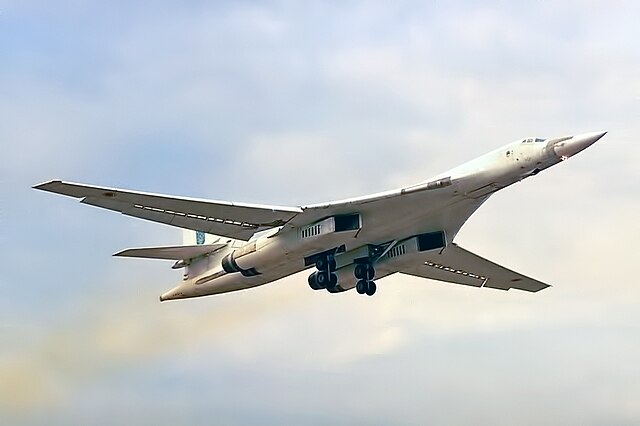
(308, 253), (338, 291)
(354, 263), (376, 296)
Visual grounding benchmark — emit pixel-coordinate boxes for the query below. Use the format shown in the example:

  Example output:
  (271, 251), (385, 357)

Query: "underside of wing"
(287, 175), (465, 230)
(113, 244), (226, 260)
(399, 243), (550, 292)
(34, 180), (302, 241)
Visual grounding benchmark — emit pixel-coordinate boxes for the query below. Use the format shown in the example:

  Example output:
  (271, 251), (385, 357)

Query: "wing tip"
(32, 179), (63, 191)
(535, 283), (552, 292)
(513, 282), (551, 293)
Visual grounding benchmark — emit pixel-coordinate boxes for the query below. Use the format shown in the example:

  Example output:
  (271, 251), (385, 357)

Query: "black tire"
(365, 281), (377, 296)
(316, 271), (329, 288)
(356, 280), (367, 294)
(354, 263), (367, 279)
(316, 257), (328, 271)
(308, 273), (320, 290)
(329, 273), (338, 287)
(366, 265), (375, 280)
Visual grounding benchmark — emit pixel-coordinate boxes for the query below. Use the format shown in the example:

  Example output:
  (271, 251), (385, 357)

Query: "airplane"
(34, 131), (606, 301)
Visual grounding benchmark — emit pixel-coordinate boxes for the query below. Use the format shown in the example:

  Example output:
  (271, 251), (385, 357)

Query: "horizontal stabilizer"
(113, 244), (226, 260)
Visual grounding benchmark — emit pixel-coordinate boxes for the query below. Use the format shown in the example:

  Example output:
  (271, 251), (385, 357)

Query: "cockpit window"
(535, 138), (545, 143)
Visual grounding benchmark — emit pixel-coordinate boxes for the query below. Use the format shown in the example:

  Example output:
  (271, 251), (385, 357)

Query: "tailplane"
(113, 244), (226, 260)
(115, 230), (243, 279)
(114, 230), (238, 262)
(114, 229), (242, 263)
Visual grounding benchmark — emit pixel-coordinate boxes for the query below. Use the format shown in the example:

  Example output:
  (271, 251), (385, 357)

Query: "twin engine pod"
(221, 214), (363, 278)
(221, 238), (286, 277)
(221, 251), (261, 276)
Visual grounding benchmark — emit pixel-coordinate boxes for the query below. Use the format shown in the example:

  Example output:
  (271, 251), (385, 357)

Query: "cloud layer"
(1, 1), (639, 424)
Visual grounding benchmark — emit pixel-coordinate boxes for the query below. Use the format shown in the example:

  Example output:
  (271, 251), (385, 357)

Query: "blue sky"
(1, 1), (640, 424)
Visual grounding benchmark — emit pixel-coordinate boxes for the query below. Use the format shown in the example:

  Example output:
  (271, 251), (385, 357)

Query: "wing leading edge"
(34, 180), (303, 241)
(399, 243), (550, 292)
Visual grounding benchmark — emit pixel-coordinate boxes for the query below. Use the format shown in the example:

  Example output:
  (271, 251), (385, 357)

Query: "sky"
(1, 0), (639, 424)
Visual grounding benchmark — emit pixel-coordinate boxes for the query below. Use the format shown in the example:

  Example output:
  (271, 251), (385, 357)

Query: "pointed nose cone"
(553, 131), (607, 159)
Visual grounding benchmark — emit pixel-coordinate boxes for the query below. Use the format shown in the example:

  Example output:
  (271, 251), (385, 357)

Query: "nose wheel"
(354, 263), (376, 296)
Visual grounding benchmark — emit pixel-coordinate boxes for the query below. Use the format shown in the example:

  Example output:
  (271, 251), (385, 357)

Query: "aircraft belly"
(185, 262), (308, 298)
(169, 180), (492, 301)
(354, 194), (488, 246)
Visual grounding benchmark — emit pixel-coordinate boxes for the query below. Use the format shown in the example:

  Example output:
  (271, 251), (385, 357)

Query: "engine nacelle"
(221, 236), (289, 277)
(221, 214), (363, 277)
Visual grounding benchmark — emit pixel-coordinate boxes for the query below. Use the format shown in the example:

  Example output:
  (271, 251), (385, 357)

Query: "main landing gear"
(308, 254), (338, 292)
(308, 254), (377, 296)
(354, 263), (376, 296)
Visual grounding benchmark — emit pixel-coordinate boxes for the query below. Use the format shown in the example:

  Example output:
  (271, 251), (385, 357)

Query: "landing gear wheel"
(326, 273), (339, 293)
(329, 273), (338, 287)
(316, 256), (337, 272)
(356, 280), (367, 294)
(308, 273), (320, 290)
(366, 265), (375, 280)
(365, 281), (377, 296)
(355, 263), (375, 280)
(316, 271), (329, 288)
(354, 264), (367, 280)
(316, 257), (328, 271)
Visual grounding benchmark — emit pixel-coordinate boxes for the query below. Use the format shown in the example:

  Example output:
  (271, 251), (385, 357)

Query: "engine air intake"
(417, 231), (446, 252)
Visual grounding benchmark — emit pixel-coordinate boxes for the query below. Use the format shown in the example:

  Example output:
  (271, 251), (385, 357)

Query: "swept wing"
(34, 180), (302, 241)
(397, 243), (550, 292)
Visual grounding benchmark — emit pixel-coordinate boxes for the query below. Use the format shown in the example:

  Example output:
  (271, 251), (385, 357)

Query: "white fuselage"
(161, 134), (570, 301)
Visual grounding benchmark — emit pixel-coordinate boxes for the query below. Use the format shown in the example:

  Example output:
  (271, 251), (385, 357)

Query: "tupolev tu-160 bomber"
(35, 131), (606, 301)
